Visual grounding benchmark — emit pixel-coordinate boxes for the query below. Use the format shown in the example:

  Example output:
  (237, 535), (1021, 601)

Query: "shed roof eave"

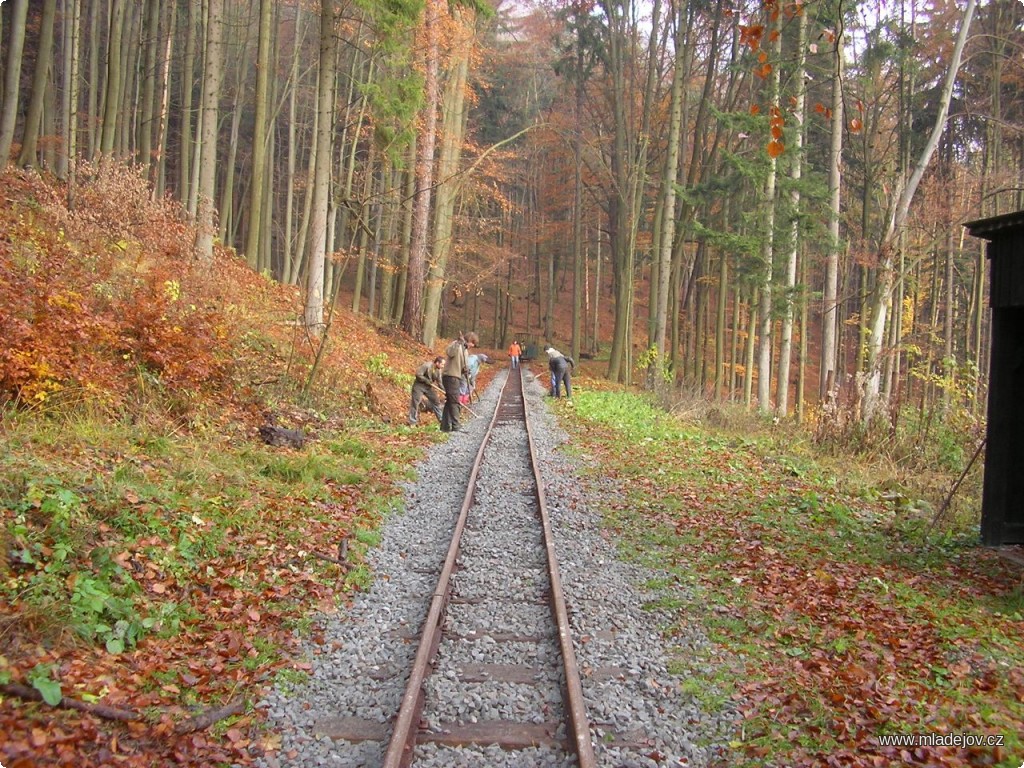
(963, 209), (1024, 240)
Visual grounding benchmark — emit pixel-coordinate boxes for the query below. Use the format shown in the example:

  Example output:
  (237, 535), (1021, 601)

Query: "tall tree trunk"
(58, 0), (82, 179)
(151, 0), (174, 198)
(262, 118), (276, 273)
(0, 0), (29, 165)
(715, 235), (728, 400)
(245, 0), (274, 269)
(797, 253), (807, 422)
(42, 59), (57, 171)
(401, 0), (441, 339)
(544, 222), (554, 342)
(745, 288), (757, 407)
(65, 0), (82, 198)
(378, 163), (399, 320)
(862, 0), (976, 421)
(603, 0), (660, 384)
(138, 0), (160, 169)
(282, 6), (304, 283)
(756, 11), (782, 414)
(17, 0), (58, 168)
(593, 220), (602, 355)
(100, 0), (126, 156)
(820, 22), (844, 401)
(776, 5), (807, 419)
(116, 2), (139, 159)
(730, 282), (741, 400)
(303, 0), (337, 331)
(194, 0), (223, 261)
(652, 2), (684, 389)
(423, 6), (474, 346)
(179, 0), (197, 207)
(352, 140), (378, 314)
(569, 6), (589, 363)
(942, 227), (956, 409)
(219, 4), (254, 246)
(392, 137), (417, 324)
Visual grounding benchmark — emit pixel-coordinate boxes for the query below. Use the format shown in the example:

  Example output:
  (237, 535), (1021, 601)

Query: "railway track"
(382, 366), (596, 767)
(258, 365), (727, 767)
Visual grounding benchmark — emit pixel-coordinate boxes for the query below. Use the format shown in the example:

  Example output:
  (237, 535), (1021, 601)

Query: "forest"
(1, 0), (1020, 419)
(1, 0), (1023, 765)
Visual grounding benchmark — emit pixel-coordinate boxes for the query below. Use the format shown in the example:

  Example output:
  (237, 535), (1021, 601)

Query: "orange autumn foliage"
(0, 165), (233, 408)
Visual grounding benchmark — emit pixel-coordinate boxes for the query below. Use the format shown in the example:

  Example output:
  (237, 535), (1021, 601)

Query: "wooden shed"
(964, 209), (1024, 546)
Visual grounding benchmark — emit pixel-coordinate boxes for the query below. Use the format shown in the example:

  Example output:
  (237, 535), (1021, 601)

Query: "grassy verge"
(557, 387), (1023, 768)
(0, 404), (428, 764)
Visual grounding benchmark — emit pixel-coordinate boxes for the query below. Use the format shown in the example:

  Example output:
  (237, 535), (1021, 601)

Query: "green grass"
(559, 389), (1024, 768)
(1, 404), (410, 674)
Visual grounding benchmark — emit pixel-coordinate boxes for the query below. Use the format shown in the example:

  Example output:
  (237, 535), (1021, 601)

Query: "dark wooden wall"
(970, 214), (1024, 546)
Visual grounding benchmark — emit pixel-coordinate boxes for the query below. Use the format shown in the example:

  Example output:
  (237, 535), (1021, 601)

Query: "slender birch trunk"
(862, 0), (976, 421)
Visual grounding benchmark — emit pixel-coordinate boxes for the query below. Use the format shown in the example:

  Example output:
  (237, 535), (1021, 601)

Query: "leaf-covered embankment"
(0, 166), (440, 766)
(560, 387), (1023, 768)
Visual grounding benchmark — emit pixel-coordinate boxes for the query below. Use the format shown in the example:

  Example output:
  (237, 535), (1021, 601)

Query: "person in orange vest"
(508, 340), (522, 369)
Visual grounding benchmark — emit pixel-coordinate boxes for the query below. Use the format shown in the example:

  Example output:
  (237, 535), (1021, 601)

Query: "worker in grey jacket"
(545, 346), (574, 399)
(409, 356), (444, 425)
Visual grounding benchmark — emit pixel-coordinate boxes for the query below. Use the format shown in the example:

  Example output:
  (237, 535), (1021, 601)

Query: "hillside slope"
(0, 165), (461, 766)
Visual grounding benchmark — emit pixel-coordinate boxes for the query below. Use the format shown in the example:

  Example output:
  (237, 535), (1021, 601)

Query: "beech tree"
(304, 0), (338, 331)
(0, 0), (29, 165)
(16, 0), (56, 168)
(195, 0), (224, 261)
(401, 0), (441, 340)
(423, 5), (476, 347)
(862, 0), (977, 421)
(240, 0), (270, 268)
(820, 16), (845, 401)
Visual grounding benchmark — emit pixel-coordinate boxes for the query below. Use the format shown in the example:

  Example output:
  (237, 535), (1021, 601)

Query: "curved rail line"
(382, 366), (596, 768)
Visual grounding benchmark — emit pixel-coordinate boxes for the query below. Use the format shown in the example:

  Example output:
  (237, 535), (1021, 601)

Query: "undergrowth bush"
(3, 477), (165, 654)
(811, 388), (985, 529)
(0, 166), (234, 413)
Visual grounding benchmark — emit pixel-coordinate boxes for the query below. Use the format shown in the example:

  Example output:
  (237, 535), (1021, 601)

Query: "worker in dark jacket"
(545, 346), (574, 399)
(441, 332), (477, 432)
(409, 356), (444, 425)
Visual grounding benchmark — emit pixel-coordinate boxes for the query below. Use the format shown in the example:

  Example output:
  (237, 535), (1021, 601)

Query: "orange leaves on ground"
(0, 166), (232, 409)
(576, 422), (1021, 768)
(1, 166), (440, 768)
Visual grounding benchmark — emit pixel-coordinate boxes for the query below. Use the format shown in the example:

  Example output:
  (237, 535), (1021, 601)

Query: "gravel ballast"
(253, 367), (737, 767)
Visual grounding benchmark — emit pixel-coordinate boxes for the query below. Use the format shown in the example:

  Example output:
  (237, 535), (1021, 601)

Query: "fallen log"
(309, 550), (351, 569)
(174, 697), (246, 735)
(1, 683), (142, 722)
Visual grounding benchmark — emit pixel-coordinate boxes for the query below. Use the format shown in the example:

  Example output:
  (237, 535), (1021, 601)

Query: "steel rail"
(381, 366), (596, 768)
(380, 369), (509, 768)
(522, 369), (597, 767)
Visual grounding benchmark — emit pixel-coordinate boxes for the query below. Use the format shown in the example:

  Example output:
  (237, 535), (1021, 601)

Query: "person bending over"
(409, 356), (444, 425)
(545, 346), (574, 399)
